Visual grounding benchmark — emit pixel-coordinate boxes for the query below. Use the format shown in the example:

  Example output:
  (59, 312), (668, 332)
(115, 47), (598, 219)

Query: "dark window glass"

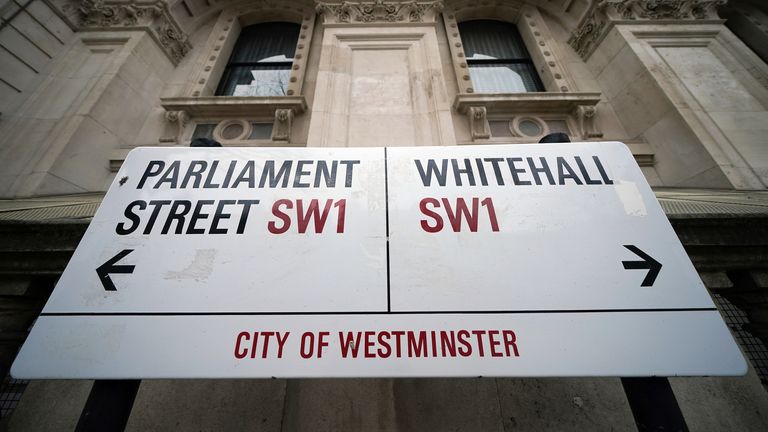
(192, 123), (216, 139)
(249, 123), (273, 139)
(216, 22), (300, 97)
(459, 20), (544, 93)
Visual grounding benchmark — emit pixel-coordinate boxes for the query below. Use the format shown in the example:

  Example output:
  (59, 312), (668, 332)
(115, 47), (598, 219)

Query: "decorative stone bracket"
(316, 0), (444, 25)
(51, 0), (192, 65)
(160, 96), (308, 144)
(573, 104), (603, 140)
(272, 108), (294, 142)
(161, 110), (189, 143)
(454, 93), (603, 142)
(467, 106), (490, 140)
(465, 103), (603, 142)
(568, 0), (726, 60)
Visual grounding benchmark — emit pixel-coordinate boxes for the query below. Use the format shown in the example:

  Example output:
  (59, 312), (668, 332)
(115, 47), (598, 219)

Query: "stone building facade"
(1, 0), (768, 430)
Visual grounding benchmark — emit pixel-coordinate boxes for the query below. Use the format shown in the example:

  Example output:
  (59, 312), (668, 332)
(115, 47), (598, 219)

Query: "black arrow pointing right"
(622, 245), (662, 287)
(96, 249), (135, 291)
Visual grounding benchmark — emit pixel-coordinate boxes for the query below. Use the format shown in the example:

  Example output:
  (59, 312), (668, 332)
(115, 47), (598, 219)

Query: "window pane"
(459, 20), (529, 60)
(249, 123), (273, 139)
(469, 63), (542, 93)
(230, 23), (300, 64)
(192, 123), (216, 140)
(489, 120), (513, 137)
(217, 22), (299, 96)
(219, 65), (291, 96)
(546, 120), (570, 135)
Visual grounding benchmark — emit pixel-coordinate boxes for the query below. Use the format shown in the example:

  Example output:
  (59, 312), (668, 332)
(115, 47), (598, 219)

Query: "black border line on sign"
(40, 308), (717, 316)
(384, 147), (391, 313)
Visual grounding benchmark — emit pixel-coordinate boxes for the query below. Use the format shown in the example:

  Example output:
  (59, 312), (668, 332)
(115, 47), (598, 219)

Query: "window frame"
(458, 19), (546, 93)
(214, 21), (302, 97)
(443, 6), (576, 95)
(160, 4), (316, 146)
(441, 5), (602, 143)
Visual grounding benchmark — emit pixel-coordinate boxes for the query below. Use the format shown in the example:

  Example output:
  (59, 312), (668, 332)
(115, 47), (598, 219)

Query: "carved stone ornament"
(161, 110), (189, 143)
(467, 106), (490, 140)
(568, 0), (727, 60)
(272, 108), (294, 141)
(316, 0), (444, 24)
(57, 0), (191, 65)
(573, 105), (603, 140)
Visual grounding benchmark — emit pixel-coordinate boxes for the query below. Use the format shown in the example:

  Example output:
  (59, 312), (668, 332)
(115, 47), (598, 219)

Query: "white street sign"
(12, 142), (746, 378)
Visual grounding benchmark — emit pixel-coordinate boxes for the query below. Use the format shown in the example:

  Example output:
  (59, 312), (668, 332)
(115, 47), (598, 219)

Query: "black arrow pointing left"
(96, 249), (135, 291)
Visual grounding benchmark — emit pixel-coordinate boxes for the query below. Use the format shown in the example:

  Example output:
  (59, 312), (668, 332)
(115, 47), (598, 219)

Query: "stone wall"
(1, 0), (766, 197)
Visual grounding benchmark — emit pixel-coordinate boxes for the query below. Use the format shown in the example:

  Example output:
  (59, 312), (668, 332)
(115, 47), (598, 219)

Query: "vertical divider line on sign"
(384, 147), (391, 313)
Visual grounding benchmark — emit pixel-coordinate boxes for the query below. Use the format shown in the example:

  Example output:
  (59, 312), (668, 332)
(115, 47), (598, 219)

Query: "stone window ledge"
(160, 96), (307, 119)
(158, 96), (307, 146)
(454, 92), (603, 142)
(453, 92), (601, 114)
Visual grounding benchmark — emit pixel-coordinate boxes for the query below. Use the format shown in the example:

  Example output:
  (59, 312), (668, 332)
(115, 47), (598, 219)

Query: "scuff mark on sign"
(165, 249), (216, 281)
(614, 181), (648, 216)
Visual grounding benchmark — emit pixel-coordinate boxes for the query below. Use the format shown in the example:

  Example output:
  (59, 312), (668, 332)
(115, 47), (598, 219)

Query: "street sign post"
(12, 142), (746, 378)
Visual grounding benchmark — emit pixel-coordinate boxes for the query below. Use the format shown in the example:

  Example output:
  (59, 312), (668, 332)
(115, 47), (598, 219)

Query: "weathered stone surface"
(393, 379), (504, 432)
(3, 380), (93, 432)
(671, 365), (768, 430)
(281, 379), (397, 432)
(495, 378), (636, 431)
(125, 379), (288, 432)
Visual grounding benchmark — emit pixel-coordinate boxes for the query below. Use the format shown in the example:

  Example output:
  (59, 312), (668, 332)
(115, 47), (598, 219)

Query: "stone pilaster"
(568, 0), (768, 190)
(568, 0), (726, 60)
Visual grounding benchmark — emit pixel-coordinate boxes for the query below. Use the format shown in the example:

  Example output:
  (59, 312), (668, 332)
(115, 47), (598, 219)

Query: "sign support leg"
(621, 377), (688, 431)
(75, 380), (141, 432)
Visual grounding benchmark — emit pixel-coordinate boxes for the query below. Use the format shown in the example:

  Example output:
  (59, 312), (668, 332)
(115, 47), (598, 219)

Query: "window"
(458, 20), (544, 93)
(215, 22), (301, 97)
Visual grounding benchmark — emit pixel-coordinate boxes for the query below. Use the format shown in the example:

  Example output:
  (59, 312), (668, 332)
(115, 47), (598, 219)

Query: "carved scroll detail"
(316, 0), (444, 24)
(568, 0), (727, 60)
(59, 0), (191, 65)
(161, 110), (189, 143)
(468, 106), (490, 140)
(272, 109), (294, 141)
(574, 105), (603, 140)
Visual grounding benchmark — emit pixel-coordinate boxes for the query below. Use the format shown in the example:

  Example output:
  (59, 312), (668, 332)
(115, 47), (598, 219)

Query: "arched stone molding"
(443, 0), (586, 31)
(442, 0), (603, 143)
(443, 1), (575, 94)
(446, 0), (524, 22)
(169, 0), (316, 35)
(170, 0), (593, 40)
(160, 0), (316, 146)
(441, 2), (523, 95)
(184, 0), (316, 98)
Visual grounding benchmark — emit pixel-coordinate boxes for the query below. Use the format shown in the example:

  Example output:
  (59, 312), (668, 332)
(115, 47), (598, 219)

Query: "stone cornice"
(315, 0), (443, 25)
(453, 92), (602, 114)
(48, 0), (191, 65)
(568, 0), (727, 60)
(160, 96), (308, 118)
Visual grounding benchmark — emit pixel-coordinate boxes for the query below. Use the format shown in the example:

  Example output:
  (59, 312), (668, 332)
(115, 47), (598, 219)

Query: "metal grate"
(713, 293), (768, 387)
(0, 376), (27, 418)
